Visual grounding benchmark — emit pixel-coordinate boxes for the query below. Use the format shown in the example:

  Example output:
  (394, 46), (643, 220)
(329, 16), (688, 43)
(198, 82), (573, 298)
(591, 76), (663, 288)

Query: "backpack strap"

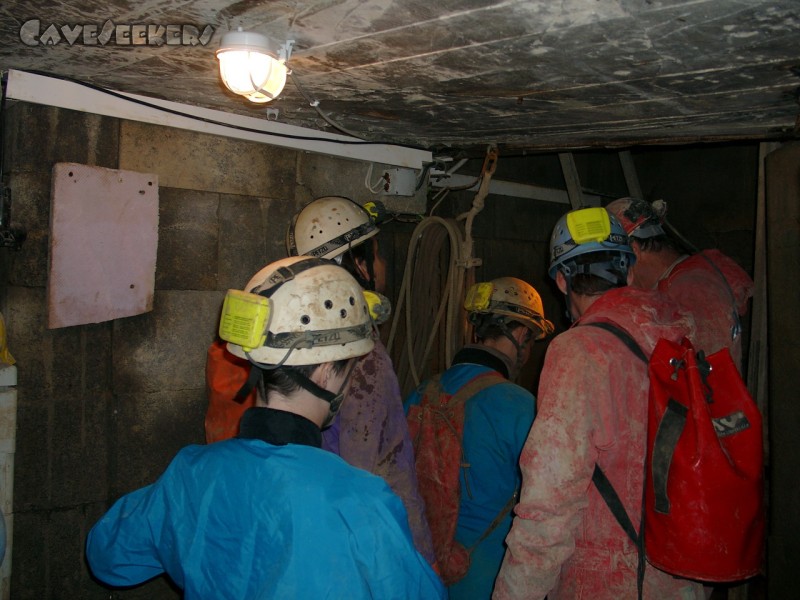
(591, 465), (638, 545)
(425, 371), (514, 555)
(584, 321), (648, 363)
(448, 373), (507, 498)
(448, 372), (508, 408)
(582, 321), (648, 600)
(453, 373), (519, 555)
(467, 487), (518, 554)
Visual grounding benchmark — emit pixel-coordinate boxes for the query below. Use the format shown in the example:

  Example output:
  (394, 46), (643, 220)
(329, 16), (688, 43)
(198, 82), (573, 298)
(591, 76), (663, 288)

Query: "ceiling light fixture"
(216, 28), (295, 104)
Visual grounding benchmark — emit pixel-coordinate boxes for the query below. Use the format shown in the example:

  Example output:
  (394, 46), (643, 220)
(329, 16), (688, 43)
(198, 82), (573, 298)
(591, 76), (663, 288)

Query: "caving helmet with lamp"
(464, 277), (554, 376)
(464, 277), (554, 341)
(287, 196), (390, 321)
(220, 256), (382, 367)
(605, 196), (668, 239)
(549, 206), (635, 286)
(286, 196), (379, 260)
(218, 256), (385, 423)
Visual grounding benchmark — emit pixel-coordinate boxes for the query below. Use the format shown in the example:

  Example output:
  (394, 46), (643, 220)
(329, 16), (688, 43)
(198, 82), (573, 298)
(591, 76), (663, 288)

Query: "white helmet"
(465, 277), (554, 340)
(222, 256), (375, 366)
(286, 196), (379, 260)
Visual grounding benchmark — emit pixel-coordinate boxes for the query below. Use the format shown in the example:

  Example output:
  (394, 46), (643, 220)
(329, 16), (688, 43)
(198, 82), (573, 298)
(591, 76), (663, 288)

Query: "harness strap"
(234, 363), (262, 404)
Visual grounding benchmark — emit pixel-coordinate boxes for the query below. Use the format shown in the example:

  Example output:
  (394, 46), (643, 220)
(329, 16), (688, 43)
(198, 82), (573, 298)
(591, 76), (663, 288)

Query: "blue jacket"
(405, 347), (535, 600)
(87, 420), (445, 599)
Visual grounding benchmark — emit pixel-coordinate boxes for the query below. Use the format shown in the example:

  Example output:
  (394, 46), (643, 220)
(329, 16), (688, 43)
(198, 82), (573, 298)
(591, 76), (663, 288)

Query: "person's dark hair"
(633, 232), (682, 254)
(566, 250), (628, 295)
(260, 359), (350, 400)
(339, 236), (378, 290)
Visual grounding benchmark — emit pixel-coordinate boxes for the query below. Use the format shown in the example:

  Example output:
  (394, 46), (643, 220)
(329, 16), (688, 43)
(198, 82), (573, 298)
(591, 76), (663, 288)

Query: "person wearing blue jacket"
(86, 256), (445, 600)
(405, 277), (554, 600)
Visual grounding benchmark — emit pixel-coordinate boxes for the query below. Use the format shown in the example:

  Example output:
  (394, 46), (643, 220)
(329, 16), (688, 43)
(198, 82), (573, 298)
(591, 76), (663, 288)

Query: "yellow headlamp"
(220, 287), (387, 352)
(219, 289), (271, 352)
(363, 290), (390, 324)
(566, 207), (612, 245)
(464, 281), (494, 312)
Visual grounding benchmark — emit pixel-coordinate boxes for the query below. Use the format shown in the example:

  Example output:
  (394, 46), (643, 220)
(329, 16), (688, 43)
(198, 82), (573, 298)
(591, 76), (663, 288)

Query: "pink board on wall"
(48, 163), (159, 329)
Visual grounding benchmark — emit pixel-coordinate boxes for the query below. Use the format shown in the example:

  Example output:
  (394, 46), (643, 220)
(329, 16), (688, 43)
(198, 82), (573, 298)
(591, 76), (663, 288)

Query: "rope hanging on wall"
(388, 145), (498, 396)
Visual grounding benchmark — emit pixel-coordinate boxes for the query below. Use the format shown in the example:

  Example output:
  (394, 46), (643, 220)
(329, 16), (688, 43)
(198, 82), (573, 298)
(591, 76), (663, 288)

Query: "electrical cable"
(288, 71), (366, 140)
(364, 163), (387, 193)
(10, 69), (428, 150)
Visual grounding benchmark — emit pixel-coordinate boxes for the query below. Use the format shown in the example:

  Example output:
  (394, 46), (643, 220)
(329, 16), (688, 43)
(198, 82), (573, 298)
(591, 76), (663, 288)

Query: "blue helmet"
(548, 207), (636, 284)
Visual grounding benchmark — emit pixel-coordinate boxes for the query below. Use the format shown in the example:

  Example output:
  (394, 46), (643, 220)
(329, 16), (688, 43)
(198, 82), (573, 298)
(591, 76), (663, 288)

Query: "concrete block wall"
(0, 102), (428, 599)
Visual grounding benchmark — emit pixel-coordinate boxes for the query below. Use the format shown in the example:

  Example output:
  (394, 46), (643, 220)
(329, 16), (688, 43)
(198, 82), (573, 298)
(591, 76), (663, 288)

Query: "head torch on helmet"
(549, 207), (635, 283)
(219, 257), (381, 366)
(464, 277), (554, 340)
(605, 197), (666, 239)
(286, 196), (379, 260)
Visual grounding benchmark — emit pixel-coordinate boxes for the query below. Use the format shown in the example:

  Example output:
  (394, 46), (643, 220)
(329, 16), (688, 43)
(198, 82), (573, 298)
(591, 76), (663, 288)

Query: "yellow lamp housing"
(567, 207), (612, 245)
(464, 281), (495, 313)
(219, 289), (271, 351)
(363, 290), (390, 324)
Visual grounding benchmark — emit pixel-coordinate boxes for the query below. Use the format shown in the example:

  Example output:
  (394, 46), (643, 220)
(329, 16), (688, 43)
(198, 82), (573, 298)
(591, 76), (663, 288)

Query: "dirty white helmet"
(286, 196), (379, 260)
(222, 256), (375, 366)
(464, 277), (554, 340)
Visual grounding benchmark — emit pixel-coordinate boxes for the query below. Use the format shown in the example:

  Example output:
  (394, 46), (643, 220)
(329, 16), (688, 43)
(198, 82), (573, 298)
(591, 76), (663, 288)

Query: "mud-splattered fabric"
(338, 339), (435, 563)
(657, 249), (753, 370)
(405, 346), (535, 600)
(494, 287), (705, 600)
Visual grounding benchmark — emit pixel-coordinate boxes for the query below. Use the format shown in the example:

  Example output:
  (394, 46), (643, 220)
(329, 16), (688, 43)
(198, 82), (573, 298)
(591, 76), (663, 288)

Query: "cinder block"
(119, 121), (296, 199)
(112, 290), (224, 393)
(111, 390), (206, 493)
(6, 104), (119, 174)
(11, 403), (48, 511)
(50, 395), (109, 506)
(8, 510), (46, 599)
(218, 194), (268, 290)
(156, 188), (220, 291)
(6, 172), (51, 288)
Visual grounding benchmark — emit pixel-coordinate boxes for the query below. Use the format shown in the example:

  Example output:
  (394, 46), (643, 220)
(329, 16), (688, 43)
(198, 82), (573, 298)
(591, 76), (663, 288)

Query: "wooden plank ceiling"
(1, 0), (799, 153)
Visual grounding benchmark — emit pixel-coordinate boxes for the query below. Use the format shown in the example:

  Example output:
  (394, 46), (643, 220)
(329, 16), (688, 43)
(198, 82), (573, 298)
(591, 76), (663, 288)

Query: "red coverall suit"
(494, 287), (705, 600)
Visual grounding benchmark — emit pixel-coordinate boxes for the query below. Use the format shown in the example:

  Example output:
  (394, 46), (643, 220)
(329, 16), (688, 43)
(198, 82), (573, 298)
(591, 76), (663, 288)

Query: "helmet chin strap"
(283, 361), (357, 428)
(498, 320), (528, 380)
(564, 275), (576, 323)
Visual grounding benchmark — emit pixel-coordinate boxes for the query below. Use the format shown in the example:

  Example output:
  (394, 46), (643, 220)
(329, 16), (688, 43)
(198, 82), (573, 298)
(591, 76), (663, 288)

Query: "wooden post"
(618, 150), (643, 199)
(558, 153), (591, 208)
(764, 141), (800, 600)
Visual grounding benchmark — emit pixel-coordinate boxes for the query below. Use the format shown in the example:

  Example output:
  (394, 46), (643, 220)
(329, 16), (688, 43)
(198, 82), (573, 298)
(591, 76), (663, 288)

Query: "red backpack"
(407, 372), (515, 584)
(586, 322), (764, 589)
